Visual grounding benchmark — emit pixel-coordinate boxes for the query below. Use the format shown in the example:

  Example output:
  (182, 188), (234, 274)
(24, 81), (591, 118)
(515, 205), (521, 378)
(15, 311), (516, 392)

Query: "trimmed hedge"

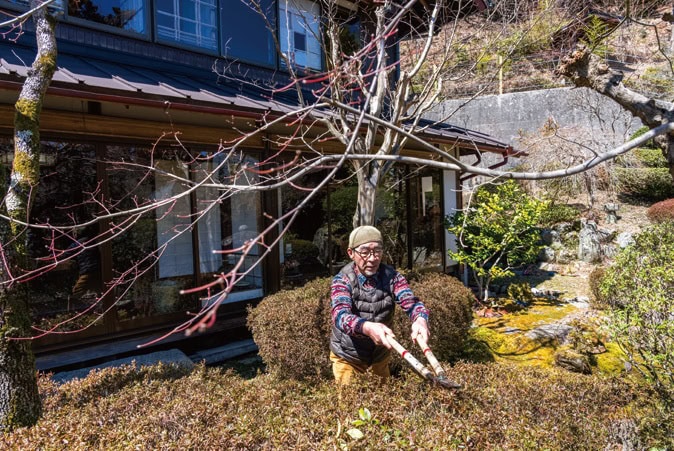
(615, 167), (674, 201)
(248, 272), (475, 380)
(646, 198), (674, 224)
(390, 272), (474, 371)
(247, 277), (333, 381)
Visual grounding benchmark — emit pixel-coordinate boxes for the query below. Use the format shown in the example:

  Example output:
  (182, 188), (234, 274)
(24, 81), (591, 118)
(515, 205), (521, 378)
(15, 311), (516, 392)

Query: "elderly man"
(329, 225), (430, 384)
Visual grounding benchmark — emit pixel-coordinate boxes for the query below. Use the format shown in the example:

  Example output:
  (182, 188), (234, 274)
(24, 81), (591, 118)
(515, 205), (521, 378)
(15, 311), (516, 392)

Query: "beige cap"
(348, 225), (383, 249)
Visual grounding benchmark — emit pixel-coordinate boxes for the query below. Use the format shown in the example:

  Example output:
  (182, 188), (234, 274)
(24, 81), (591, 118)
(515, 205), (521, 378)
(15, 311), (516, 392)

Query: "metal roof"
(0, 42), (512, 153)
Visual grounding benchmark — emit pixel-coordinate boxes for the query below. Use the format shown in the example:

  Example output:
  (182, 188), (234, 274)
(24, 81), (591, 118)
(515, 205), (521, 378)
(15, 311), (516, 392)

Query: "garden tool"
(385, 333), (461, 390)
(415, 336), (461, 389)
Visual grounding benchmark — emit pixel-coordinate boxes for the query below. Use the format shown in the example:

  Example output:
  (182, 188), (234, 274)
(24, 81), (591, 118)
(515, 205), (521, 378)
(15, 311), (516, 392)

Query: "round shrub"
(646, 198), (674, 224)
(391, 272), (475, 370)
(247, 277), (332, 381)
(249, 272), (475, 381)
(615, 167), (674, 201)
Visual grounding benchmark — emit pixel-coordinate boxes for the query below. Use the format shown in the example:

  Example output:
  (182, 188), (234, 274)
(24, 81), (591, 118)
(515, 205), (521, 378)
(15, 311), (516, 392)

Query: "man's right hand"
(362, 321), (394, 349)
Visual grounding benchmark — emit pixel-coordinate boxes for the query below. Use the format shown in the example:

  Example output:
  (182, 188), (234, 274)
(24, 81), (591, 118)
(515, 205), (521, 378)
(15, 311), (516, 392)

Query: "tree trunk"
(0, 1), (57, 430)
(353, 167), (379, 227)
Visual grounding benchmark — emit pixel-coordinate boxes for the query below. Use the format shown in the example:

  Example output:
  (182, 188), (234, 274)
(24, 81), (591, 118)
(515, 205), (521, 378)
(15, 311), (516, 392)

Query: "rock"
(616, 232), (634, 248)
(538, 246), (556, 262)
(553, 222), (574, 234)
(526, 323), (573, 342)
(554, 348), (592, 374)
(578, 220), (602, 262)
(540, 229), (561, 246)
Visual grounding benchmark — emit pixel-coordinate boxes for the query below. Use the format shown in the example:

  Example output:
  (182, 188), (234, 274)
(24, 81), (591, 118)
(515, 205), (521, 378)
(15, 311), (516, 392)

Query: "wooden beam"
(0, 105), (263, 147)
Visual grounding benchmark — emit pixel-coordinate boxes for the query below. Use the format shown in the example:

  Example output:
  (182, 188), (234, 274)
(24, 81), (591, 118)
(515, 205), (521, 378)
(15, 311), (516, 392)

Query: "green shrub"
(615, 167), (674, 201)
(390, 273), (474, 371)
(646, 198), (674, 224)
(248, 273), (474, 380)
(247, 277), (333, 381)
(634, 148), (667, 168)
(588, 266), (608, 309)
(600, 222), (674, 405)
(538, 203), (580, 226)
(447, 180), (547, 303)
(287, 238), (319, 264)
(506, 282), (535, 305)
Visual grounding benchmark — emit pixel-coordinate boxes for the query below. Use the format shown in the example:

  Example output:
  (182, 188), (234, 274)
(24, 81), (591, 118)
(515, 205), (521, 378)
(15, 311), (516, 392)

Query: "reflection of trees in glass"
(376, 168), (407, 268)
(68, 0), (141, 29)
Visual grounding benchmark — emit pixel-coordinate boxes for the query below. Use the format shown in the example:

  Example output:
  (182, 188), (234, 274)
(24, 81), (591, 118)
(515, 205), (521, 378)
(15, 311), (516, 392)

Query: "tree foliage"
(600, 221), (674, 405)
(446, 181), (547, 303)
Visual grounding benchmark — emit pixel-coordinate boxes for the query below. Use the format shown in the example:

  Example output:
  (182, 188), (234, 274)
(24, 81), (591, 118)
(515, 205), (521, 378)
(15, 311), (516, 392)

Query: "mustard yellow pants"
(330, 351), (391, 385)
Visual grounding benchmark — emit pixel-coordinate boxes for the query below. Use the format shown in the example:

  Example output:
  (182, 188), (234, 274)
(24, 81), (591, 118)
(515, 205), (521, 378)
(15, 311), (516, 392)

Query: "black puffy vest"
(330, 262), (397, 365)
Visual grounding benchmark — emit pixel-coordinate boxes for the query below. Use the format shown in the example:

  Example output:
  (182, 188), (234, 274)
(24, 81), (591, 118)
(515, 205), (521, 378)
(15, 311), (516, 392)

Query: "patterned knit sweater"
(330, 266), (429, 337)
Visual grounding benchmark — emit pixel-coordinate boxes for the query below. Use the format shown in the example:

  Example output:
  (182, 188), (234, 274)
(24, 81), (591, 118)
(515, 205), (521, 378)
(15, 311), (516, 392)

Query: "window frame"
(278, 0), (323, 71)
(154, 0), (220, 54)
(63, 0), (152, 39)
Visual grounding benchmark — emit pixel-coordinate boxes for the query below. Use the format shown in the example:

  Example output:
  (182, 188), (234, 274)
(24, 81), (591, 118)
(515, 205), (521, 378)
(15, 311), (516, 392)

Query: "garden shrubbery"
(615, 167), (674, 201)
(390, 272), (474, 371)
(6, 362), (673, 450)
(646, 198), (674, 223)
(248, 272), (474, 380)
(600, 221), (674, 405)
(538, 202), (581, 226)
(247, 277), (332, 380)
(588, 266), (608, 309)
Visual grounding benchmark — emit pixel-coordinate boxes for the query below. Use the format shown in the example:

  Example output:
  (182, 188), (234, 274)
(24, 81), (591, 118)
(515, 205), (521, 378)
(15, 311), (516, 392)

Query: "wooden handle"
(385, 334), (435, 381)
(415, 336), (447, 378)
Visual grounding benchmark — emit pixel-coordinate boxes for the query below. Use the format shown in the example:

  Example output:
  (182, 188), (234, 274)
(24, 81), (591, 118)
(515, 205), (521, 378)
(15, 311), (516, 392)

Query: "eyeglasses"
(352, 247), (384, 259)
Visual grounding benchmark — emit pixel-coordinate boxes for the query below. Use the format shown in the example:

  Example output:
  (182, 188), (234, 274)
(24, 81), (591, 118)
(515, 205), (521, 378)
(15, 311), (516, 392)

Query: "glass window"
(156, 0), (218, 50)
(67, 0), (147, 34)
(107, 145), (197, 320)
(221, 0), (277, 67)
(3, 0), (65, 13)
(0, 139), (104, 333)
(193, 150), (264, 304)
(409, 170), (444, 272)
(279, 168), (333, 288)
(279, 0), (322, 70)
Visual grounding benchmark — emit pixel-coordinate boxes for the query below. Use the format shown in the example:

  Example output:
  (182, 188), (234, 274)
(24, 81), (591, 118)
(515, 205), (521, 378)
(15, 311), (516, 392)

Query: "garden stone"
(616, 232), (634, 248)
(538, 246), (556, 262)
(553, 222), (574, 234)
(603, 203), (620, 224)
(554, 349), (591, 374)
(526, 323), (573, 343)
(578, 220), (612, 262)
(541, 229), (561, 246)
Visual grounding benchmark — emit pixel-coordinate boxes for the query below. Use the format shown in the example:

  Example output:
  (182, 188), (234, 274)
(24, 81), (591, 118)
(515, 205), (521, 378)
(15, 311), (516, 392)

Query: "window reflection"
(68, 0), (147, 33)
(0, 139), (104, 332)
(194, 150), (263, 303)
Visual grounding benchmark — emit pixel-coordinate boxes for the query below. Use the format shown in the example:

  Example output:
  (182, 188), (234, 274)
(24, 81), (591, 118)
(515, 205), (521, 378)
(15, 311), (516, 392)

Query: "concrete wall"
(427, 87), (643, 150)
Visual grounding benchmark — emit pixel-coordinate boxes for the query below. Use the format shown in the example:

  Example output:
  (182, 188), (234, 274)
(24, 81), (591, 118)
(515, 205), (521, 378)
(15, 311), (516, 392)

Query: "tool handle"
(385, 334), (435, 382)
(415, 336), (447, 378)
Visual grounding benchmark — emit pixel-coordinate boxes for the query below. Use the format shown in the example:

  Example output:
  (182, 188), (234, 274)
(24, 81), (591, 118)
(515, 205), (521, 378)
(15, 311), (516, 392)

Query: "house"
(0, 0), (511, 371)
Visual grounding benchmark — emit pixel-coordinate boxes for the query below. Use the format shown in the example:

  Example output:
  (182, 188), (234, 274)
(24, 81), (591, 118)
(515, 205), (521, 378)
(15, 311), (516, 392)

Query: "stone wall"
(427, 87), (643, 149)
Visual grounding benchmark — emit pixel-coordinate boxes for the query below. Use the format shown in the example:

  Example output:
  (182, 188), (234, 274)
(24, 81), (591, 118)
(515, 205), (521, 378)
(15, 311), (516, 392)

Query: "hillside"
(402, 3), (674, 100)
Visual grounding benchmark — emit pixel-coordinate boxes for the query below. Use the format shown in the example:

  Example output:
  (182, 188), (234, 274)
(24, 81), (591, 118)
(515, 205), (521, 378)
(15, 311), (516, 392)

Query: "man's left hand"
(411, 317), (429, 344)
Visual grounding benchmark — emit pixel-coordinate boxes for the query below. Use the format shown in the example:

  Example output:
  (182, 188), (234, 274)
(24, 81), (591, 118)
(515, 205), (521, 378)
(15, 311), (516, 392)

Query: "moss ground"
(467, 269), (625, 376)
